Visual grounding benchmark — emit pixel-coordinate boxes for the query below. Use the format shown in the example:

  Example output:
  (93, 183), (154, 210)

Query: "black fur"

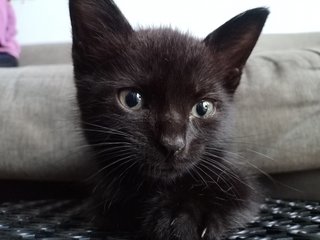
(69, 1), (269, 239)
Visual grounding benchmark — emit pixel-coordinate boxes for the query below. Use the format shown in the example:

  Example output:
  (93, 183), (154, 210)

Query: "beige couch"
(1, 33), (319, 199)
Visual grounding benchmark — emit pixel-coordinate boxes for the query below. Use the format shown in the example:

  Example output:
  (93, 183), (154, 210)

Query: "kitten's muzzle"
(160, 135), (186, 157)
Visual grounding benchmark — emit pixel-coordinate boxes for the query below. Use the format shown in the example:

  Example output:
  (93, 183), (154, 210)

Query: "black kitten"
(69, 1), (269, 239)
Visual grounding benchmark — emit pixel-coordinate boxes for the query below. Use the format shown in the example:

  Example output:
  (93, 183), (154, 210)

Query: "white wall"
(13, 0), (71, 45)
(12, 0), (320, 45)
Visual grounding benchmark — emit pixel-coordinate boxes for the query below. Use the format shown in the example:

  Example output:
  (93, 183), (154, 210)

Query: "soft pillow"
(0, 65), (91, 181)
(235, 48), (320, 174)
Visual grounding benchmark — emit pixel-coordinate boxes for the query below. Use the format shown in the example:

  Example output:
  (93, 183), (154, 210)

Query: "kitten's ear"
(69, 0), (133, 73)
(204, 8), (269, 93)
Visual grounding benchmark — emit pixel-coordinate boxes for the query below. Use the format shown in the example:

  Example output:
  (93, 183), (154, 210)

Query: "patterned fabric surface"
(0, 198), (319, 239)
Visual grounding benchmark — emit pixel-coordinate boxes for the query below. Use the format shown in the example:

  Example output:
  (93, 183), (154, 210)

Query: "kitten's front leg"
(141, 193), (201, 240)
(140, 179), (255, 240)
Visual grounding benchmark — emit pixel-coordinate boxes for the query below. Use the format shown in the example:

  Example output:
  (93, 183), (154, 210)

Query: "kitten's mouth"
(144, 145), (202, 181)
(148, 167), (181, 181)
(147, 158), (197, 182)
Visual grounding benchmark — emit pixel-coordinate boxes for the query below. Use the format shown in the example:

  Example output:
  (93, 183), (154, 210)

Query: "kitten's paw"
(171, 216), (221, 240)
(199, 224), (221, 240)
(169, 213), (199, 240)
(142, 208), (196, 240)
(143, 209), (221, 240)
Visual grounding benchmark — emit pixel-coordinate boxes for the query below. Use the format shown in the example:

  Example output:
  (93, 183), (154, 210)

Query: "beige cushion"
(235, 48), (320, 174)
(254, 32), (320, 52)
(20, 43), (72, 66)
(0, 65), (91, 181)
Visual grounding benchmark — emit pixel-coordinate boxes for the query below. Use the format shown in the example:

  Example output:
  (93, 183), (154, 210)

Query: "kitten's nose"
(160, 135), (186, 155)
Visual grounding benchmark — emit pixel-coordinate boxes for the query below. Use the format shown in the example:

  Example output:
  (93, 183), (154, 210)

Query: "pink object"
(0, 0), (20, 58)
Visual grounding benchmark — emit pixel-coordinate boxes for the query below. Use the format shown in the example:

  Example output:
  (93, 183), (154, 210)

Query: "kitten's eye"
(118, 90), (143, 110)
(191, 101), (216, 118)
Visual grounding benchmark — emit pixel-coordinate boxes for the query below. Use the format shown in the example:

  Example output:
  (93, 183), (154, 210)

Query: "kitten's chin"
(147, 160), (197, 183)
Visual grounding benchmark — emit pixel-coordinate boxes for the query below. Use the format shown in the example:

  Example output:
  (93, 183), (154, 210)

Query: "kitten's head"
(69, 0), (268, 182)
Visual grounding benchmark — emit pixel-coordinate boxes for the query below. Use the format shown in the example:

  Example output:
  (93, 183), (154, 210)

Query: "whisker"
(200, 157), (257, 193)
(193, 165), (209, 188)
(91, 149), (134, 164)
(76, 142), (133, 151)
(219, 139), (301, 155)
(81, 121), (129, 135)
(186, 167), (198, 184)
(199, 160), (244, 198)
(86, 154), (135, 181)
(103, 158), (136, 180)
(78, 128), (131, 138)
(199, 159), (232, 188)
(246, 148), (275, 161)
(204, 147), (277, 185)
(118, 160), (139, 185)
(197, 163), (234, 195)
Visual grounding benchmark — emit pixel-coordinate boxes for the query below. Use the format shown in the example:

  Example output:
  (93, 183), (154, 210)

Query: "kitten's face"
(81, 30), (230, 180)
(69, 0), (268, 181)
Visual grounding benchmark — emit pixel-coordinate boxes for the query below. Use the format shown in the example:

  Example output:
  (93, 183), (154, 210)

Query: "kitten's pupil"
(196, 101), (210, 116)
(118, 90), (143, 110)
(126, 92), (142, 108)
(191, 101), (215, 118)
